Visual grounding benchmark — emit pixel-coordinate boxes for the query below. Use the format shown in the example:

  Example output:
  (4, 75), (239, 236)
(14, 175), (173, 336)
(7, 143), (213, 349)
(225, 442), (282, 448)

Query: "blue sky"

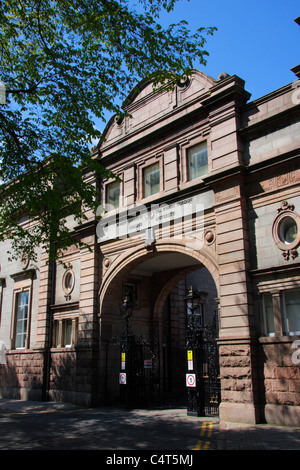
(96, 0), (299, 134)
(155, 0), (299, 100)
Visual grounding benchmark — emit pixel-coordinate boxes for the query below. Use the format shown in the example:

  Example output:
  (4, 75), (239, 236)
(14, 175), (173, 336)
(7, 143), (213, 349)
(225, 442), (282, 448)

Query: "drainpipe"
(42, 259), (56, 401)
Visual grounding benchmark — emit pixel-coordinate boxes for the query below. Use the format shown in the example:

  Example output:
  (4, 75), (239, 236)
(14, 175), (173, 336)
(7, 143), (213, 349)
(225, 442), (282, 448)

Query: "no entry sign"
(186, 373), (196, 387)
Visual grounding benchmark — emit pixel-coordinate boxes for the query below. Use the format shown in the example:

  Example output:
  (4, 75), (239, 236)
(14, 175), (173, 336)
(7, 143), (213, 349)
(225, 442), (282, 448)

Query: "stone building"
(0, 66), (299, 426)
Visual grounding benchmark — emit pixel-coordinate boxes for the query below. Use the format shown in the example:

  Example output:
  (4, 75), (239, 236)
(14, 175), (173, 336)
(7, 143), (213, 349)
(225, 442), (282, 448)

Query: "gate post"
(118, 296), (135, 408)
(185, 286), (204, 416)
(185, 286), (220, 416)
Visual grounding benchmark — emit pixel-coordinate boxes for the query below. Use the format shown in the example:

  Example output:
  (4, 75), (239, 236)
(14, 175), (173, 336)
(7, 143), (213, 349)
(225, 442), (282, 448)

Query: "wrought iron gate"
(186, 316), (221, 417)
(111, 324), (160, 409)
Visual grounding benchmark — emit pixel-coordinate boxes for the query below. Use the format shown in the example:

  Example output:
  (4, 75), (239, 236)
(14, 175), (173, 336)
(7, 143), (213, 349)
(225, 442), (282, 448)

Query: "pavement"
(0, 398), (299, 452)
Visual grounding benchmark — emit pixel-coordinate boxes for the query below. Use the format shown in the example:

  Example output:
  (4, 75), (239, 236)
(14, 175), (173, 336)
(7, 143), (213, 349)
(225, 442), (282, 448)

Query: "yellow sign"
(121, 353), (126, 362)
(187, 350), (193, 360)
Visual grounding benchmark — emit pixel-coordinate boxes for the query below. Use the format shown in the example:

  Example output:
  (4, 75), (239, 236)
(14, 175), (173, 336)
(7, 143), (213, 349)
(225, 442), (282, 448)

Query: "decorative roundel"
(204, 229), (215, 245)
(272, 202), (300, 260)
(62, 268), (75, 296)
(272, 211), (299, 251)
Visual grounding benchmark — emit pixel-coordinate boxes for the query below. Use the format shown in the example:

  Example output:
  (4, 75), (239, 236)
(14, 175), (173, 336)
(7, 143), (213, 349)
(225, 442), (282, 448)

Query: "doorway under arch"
(99, 244), (220, 414)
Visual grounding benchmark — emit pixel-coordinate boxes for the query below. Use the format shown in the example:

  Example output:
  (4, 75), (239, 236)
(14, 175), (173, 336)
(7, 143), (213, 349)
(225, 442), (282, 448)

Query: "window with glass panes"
(143, 162), (160, 197)
(283, 289), (300, 334)
(107, 180), (120, 209)
(15, 291), (29, 348)
(187, 142), (208, 180)
(63, 319), (73, 347)
(53, 317), (78, 347)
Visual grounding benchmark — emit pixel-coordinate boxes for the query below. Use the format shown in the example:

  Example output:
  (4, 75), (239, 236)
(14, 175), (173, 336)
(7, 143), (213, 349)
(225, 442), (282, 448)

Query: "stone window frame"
(143, 162), (160, 198)
(258, 287), (300, 338)
(103, 173), (124, 213)
(137, 154), (163, 203)
(282, 288), (300, 336)
(187, 142), (208, 181)
(52, 308), (79, 349)
(105, 178), (122, 211)
(180, 135), (211, 188)
(10, 270), (35, 350)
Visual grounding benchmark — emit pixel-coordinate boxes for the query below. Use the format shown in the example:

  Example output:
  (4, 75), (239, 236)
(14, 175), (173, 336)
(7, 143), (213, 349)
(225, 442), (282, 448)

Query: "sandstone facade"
(0, 69), (299, 425)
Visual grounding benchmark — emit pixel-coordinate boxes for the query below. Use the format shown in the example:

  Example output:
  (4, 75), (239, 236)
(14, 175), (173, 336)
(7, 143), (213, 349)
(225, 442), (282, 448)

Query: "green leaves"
(0, 0), (216, 261)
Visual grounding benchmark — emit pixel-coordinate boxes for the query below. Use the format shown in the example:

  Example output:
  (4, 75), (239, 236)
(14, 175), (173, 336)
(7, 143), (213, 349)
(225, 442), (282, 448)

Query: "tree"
(0, 0), (215, 262)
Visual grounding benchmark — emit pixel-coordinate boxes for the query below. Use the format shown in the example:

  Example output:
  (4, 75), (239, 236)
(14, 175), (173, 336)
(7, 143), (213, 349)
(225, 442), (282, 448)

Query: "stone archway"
(98, 239), (220, 408)
(99, 238), (219, 312)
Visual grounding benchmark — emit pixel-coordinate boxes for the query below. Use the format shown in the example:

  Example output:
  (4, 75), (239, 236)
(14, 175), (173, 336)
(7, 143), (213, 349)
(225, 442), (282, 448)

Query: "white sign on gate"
(186, 373), (196, 388)
(119, 373), (127, 385)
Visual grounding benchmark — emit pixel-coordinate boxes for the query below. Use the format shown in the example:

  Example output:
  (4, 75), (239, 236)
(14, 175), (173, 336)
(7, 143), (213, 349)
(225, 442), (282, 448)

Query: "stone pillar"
(203, 76), (260, 423)
(214, 177), (260, 424)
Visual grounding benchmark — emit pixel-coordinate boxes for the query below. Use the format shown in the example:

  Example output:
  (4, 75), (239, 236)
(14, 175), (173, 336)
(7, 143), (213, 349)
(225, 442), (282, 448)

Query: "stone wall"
(218, 340), (261, 423)
(0, 69), (299, 426)
(259, 339), (300, 425)
(0, 350), (44, 400)
(49, 347), (98, 406)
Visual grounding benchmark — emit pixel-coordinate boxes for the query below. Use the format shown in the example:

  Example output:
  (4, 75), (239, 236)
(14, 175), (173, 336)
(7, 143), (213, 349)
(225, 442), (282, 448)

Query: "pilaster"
(204, 76), (261, 423)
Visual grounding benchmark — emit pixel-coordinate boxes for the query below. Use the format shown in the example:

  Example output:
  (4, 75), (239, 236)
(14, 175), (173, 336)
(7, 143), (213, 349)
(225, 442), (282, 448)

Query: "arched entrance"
(99, 241), (220, 415)
(153, 264), (220, 415)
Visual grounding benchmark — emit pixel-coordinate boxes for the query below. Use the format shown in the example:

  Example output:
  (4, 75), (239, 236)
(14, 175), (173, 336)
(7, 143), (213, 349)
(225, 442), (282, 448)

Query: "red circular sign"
(186, 373), (196, 387)
(119, 373), (126, 384)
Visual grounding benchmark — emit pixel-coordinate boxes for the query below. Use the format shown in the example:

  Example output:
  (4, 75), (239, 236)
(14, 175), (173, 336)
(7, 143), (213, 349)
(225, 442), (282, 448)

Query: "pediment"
(99, 70), (216, 150)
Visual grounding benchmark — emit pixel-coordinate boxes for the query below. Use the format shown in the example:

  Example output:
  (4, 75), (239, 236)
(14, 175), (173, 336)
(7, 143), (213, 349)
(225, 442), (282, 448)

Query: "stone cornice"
(240, 100), (300, 139)
(201, 74), (251, 109)
(202, 163), (246, 186)
(250, 262), (300, 278)
(10, 268), (37, 281)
